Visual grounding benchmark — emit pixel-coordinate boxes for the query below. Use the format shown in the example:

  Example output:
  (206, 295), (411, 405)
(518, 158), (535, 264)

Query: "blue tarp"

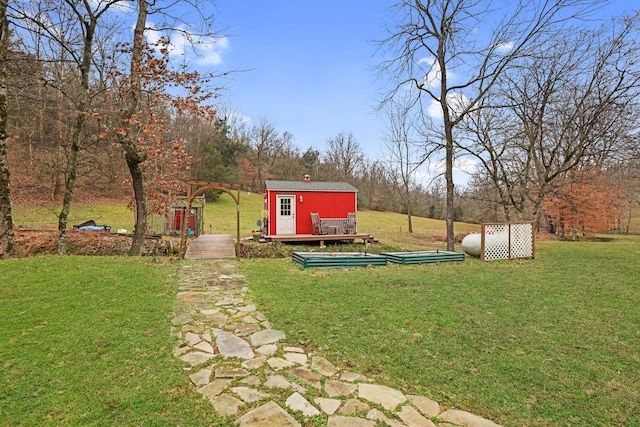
(78, 225), (108, 231)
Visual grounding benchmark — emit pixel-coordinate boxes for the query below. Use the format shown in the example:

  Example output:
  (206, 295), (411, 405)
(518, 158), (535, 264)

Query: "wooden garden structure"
(178, 181), (245, 259)
(165, 195), (205, 236)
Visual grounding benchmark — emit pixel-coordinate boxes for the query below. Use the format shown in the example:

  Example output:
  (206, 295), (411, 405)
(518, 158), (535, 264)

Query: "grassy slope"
(12, 195), (639, 237)
(205, 191), (265, 237)
(12, 202), (137, 232)
(12, 194), (479, 245)
(12, 193), (266, 237)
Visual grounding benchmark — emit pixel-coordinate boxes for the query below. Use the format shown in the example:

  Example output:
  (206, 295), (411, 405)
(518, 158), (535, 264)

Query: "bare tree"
(458, 99), (529, 221)
(325, 131), (364, 181)
(0, 0), (16, 259)
(9, 0), (223, 255)
(381, 99), (429, 232)
(10, 0), (126, 254)
(461, 15), (640, 225)
(241, 119), (282, 191)
(378, 0), (599, 250)
(354, 159), (391, 211)
(268, 131), (303, 181)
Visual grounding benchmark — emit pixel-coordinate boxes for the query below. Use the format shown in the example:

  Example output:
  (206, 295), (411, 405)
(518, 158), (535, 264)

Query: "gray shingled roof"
(264, 180), (357, 192)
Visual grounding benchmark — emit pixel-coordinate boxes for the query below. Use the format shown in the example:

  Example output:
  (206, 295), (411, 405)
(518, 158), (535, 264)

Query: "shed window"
(280, 198), (292, 216)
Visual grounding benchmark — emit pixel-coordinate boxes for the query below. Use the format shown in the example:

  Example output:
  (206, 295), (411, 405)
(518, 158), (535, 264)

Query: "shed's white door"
(276, 196), (295, 235)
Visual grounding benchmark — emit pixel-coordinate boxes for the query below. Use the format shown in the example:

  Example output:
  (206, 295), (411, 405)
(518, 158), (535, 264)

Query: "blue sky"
(213, 1), (391, 157)
(162, 1), (637, 186)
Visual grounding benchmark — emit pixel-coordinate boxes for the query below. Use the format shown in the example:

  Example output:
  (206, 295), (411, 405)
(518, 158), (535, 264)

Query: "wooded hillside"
(2, 1), (639, 258)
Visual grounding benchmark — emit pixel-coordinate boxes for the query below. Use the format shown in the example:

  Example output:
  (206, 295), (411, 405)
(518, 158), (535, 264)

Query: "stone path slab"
(358, 383), (407, 411)
(214, 328), (254, 359)
(286, 392), (320, 417)
(237, 401), (301, 427)
(173, 260), (506, 427)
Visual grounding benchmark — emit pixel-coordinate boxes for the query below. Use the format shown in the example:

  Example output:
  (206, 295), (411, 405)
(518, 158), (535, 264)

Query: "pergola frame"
(179, 181), (245, 259)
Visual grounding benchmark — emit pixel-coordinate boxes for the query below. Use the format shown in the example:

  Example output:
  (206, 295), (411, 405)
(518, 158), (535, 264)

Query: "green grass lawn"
(0, 256), (230, 426)
(239, 237), (640, 426)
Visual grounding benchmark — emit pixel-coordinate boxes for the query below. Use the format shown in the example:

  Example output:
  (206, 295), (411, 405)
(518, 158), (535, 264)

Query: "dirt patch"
(6, 228), (172, 257)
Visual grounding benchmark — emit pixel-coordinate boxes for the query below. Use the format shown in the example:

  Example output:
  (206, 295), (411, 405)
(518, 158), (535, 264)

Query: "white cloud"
(454, 157), (478, 174)
(417, 56), (442, 89)
(88, 0), (133, 13)
(194, 36), (229, 66)
(417, 56), (458, 90)
(448, 92), (470, 118)
(428, 99), (443, 118)
(145, 23), (229, 67)
(145, 23), (165, 46)
(495, 41), (514, 53)
(413, 168), (435, 183)
(225, 112), (252, 127)
(427, 92), (470, 120)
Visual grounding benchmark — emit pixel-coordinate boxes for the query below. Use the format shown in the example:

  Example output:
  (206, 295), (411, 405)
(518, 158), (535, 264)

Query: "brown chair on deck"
(344, 212), (357, 234)
(311, 212), (329, 235)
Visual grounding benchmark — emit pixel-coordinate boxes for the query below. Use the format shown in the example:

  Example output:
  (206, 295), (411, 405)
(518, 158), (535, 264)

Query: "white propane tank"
(461, 233), (482, 258)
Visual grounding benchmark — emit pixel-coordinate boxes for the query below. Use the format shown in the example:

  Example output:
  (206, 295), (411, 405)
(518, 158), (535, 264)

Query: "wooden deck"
(262, 233), (378, 247)
(185, 234), (236, 259)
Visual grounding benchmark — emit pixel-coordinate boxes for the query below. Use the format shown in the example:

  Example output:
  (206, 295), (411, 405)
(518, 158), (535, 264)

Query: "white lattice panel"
(482, 222), (534, 261)
(483, 224), (509, 260)
(510, 223), (534, 258)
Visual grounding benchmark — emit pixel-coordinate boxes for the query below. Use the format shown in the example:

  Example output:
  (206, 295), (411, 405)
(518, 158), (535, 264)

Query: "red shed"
(264, 176), (357, 236)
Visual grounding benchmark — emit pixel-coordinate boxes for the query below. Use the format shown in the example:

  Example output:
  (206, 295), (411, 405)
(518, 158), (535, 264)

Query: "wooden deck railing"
(319, 217), (356, 234)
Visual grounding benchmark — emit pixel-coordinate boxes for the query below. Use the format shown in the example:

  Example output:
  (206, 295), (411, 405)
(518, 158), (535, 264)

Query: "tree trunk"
(57, 117), (82, 255)
(405, 197), (413, 233)
(625, 206), (632, 235)
(56, 11), (96, 255)
(443, 111), (455, 251)
(437, 15), (455, 252)
(126, 153), (147, 255)
(121, 0), (147, 255)
(0, 0), (16, 259)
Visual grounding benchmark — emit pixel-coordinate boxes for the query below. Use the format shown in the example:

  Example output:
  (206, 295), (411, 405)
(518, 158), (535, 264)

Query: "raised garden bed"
(381, 250), (465, 265)
(292, 252), (387, 269)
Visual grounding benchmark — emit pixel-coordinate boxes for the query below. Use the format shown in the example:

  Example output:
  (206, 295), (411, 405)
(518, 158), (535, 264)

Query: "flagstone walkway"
(172, 259), (504, 427)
